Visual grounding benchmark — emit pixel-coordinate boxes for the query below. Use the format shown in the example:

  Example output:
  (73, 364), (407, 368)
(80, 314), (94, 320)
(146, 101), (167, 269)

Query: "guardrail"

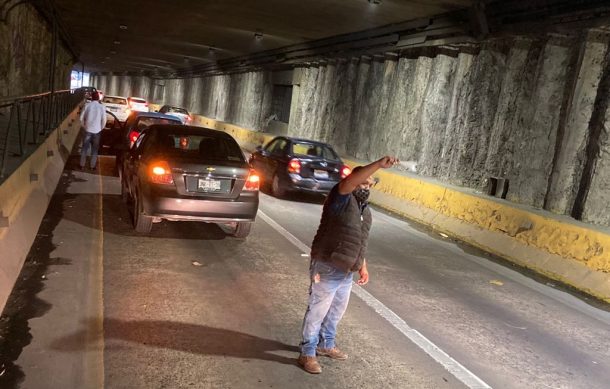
(0, 89), (85, 179)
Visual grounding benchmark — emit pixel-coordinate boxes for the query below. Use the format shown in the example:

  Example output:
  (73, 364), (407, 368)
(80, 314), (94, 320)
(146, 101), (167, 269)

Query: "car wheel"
(133, 191), (152, 233)
(232, 222), (252, 238)
(271, 174), (286, 198)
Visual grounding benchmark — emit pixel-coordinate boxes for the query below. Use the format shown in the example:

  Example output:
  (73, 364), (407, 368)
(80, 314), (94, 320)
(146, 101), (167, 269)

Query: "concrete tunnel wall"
(0, 3), (73, 98)
(91, 29), (610, 229)
(93, 70), (274, 132)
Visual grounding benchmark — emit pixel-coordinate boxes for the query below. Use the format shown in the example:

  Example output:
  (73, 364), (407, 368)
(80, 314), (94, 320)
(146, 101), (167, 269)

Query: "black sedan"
(119, 125), (260, 237)
(249, 136), (350, 197)
(101, 110), (183, 152)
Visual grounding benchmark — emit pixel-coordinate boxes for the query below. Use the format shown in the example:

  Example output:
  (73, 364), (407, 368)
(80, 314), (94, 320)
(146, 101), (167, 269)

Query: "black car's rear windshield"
(136, 117), (180, 131)
(155, 132), (245, 162)
(292, 142), (339, 160)
(103, 97), (127, 105)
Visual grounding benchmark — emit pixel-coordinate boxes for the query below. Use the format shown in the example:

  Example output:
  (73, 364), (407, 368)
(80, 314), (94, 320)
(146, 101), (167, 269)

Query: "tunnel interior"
(1, 1), (610, 388)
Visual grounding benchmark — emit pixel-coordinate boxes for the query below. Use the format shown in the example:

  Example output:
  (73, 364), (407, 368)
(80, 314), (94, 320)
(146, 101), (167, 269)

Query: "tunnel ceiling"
(54, 0), (473, 74)
(53, 0), (610, 77)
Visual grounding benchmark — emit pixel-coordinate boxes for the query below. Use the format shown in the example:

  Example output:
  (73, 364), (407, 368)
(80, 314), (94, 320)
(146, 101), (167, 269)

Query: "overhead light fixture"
(110, 50), (116, 54)
(368, 0), (381, 4)
(119, 24), (128, 30)
(208, 47), (216, 55)
(113, 40), (121, 45)
(254, 31), (263, 40)
(105, 56), (110, 60)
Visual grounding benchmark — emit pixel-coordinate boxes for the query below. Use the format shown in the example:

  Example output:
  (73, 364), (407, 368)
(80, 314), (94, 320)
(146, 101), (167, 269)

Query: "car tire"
(271, 174), (286, 198)
(232, 222), (252, 238)
(133, 192), (152, 233)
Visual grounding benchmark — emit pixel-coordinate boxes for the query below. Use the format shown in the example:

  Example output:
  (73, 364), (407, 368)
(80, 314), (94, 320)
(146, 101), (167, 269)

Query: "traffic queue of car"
(82, 88), (350, 238)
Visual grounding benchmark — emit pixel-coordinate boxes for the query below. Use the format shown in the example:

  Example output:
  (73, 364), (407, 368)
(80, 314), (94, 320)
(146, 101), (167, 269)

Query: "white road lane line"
(258, 210), (492, 389)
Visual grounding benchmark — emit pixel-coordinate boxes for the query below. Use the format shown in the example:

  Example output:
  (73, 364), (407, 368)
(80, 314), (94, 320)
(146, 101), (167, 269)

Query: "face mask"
(353, 188), (370, 204)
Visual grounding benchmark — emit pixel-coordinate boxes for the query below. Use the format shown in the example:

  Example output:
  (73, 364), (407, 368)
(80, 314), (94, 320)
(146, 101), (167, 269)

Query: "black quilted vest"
(311, 189), (373, 272)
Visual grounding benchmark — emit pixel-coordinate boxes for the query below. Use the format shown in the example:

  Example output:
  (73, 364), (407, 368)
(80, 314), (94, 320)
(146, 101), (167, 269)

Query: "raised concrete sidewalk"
(0, 108), (81, 313)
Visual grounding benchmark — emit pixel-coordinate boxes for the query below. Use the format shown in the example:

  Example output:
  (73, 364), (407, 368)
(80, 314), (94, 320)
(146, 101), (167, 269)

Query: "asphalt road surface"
(0, 156), (608, 389)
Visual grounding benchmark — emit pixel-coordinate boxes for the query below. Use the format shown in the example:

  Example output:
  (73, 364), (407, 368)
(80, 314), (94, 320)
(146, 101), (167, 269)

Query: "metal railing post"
(15, 101), (23, 156)
(0, 106), (15, 179)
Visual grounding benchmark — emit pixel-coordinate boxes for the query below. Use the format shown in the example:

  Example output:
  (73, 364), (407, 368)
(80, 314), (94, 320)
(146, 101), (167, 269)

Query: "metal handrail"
(0, 89), (85, 179)
(0, 89), (72, 107)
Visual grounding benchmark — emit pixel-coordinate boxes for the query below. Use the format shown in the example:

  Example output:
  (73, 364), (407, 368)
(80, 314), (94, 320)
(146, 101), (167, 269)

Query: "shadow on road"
(66, 152), (118, 178)
(259, 186), (326, 205)
(58, 192), (230, 240)
(51, 318), (299, 366)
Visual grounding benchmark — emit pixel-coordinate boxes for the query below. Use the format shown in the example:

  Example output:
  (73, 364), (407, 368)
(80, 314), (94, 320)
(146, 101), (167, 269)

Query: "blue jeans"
(300, 260), (353, 356)
(80, 131), (101, 168)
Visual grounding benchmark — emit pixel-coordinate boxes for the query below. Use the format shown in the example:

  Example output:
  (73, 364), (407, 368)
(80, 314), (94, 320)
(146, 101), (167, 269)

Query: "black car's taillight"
(287, 158), (301, 174)
(149, 161), (174, 185)
(244, 169), (260, 191)
(341, 165), (351, 179)
(129, 130), (139, 145)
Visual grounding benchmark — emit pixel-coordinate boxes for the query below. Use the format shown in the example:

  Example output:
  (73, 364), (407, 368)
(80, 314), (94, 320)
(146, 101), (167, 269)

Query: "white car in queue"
(103, 95), (130, 123)
(128, 97), (149, 112)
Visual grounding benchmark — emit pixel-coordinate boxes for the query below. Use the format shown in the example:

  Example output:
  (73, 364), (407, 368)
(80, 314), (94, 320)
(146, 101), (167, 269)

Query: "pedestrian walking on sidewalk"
(298, 155), (399, 374)
(79, 91), (107, 171)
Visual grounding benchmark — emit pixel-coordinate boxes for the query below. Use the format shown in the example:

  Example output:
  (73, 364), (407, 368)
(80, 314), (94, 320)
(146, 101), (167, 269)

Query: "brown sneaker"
(316, 347), (348, 360)
(298, 355), (322, 374)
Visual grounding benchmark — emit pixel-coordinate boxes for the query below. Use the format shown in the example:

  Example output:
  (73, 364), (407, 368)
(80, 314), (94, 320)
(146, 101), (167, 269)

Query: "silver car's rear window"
(135, 117), (180, 131)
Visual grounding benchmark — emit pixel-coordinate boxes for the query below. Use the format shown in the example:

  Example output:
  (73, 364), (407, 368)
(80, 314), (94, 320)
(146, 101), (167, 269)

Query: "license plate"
(198, 178), (221, 191)
(314, 169), (329, 179)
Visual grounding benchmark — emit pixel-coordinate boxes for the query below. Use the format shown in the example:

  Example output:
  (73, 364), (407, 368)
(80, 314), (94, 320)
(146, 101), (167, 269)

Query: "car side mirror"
(255, 145), (263, 152)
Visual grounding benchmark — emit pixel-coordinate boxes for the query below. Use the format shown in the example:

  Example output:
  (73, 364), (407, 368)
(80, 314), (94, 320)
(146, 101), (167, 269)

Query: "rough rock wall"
(287, 35), (610, 225)
(0, 3), (73, 98)
(583, 98), (610, 225)
(96, 71), (274, 131)
(95, 74), (108, 94)
(546, 31), (610, 215)
(118, 75), (132, 98)
(164, 78), (186, 107)
(131, 76), (153, 100)
(484, 38), (571, 208)
(108, 75), (120, 96)
(580, 36), (610, 226)
(188, 71), (273, 130)
(289, 38), (569, 205)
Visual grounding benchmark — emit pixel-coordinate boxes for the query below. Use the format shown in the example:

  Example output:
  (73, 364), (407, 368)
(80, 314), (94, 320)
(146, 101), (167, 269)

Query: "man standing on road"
(79, 91), (106, 171)
(298, 156), (399, 374)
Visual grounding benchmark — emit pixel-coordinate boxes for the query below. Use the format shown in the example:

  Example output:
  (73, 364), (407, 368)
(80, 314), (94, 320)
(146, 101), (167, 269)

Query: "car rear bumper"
(141, 189), (259, 222)
(287, 174), (338, 194)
